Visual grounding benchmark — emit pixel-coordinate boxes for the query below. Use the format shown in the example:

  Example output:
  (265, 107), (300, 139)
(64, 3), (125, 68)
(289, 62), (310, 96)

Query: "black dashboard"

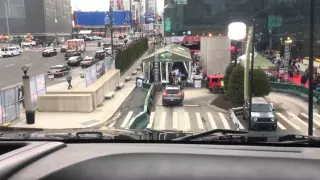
(0, 140), (319, 180)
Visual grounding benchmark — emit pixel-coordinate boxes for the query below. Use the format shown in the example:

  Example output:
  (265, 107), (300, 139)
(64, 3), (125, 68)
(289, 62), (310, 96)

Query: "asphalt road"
(115, 87), (320, 137)
(0, 43), (99, 89)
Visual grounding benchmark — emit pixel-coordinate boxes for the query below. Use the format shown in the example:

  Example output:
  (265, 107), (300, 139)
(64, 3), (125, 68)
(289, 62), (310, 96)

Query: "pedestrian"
(66, 73), (73, 89)
(220, 79), (225, 95)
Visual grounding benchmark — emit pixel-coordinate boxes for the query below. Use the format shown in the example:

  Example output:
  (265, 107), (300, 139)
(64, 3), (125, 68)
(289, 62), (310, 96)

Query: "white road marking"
(218, 113), (230, 129)
(146, 112), (155, 129)
(184, 112), (190, 130)
(5, 64), (14, 67)
(277, 121), (287, 130)
(108, 121), (116, 128)
(302, 113), (320, 127)
(173, 112), (178, 129)
(207, 112), (217, 129)
(277, 113), (300, 130)
(120, 111), (133, 128)
(160, 112), (166, 130)
(196, 112), (204, 129)
(288, 112), (315, 130)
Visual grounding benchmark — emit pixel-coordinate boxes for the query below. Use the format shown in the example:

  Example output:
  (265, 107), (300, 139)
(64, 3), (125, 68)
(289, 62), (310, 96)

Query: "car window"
(211, 78), (219, 82)
(251, 104), (272, 112)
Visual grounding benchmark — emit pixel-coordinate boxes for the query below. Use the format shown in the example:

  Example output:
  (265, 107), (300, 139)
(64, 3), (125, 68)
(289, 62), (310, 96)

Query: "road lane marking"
(196, 112), (204, 129)
(277, 121), (286, 130)
(288, 112), (315, 130)
(108, 121), (116, 128)
(120, 111), (133, 128)
(173, 112), (178, 129)
(146, 112), (155, 129)
(301, 113), (320, 127)
(277, 113), (300, 130)
(5, 64), (14, 67)
(160, 112), (166, 130)
(218, 113), (230, 129)
(207, 112), (217, 129)
(184, 112), (190, 130)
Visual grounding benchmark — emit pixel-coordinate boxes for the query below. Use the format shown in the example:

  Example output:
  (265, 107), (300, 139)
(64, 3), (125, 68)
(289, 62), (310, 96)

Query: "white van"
(0, 46), (21, 58)
(66, 39), (86, 52)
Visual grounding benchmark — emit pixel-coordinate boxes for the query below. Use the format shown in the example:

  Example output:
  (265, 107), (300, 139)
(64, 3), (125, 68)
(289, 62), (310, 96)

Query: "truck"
(66, 39), (86, 52)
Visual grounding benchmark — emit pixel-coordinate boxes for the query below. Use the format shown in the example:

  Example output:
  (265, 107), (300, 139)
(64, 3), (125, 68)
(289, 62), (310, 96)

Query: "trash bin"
(193, 75), (202, 88)
(26, 110), (35, 124)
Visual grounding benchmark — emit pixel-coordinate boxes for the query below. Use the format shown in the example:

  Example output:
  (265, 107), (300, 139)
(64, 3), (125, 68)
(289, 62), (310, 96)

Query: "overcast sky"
(71, 0), (164, 12)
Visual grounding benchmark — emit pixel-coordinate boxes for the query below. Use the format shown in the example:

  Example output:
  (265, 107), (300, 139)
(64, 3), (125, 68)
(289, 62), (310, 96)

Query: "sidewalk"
(9, 50), (149, 129)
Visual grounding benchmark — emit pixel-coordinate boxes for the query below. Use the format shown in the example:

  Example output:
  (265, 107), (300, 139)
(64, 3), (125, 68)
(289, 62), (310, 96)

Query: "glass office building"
(164, 0), (320, 57)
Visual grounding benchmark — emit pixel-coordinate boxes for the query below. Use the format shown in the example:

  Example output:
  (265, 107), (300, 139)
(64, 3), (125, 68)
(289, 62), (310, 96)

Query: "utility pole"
(308, 0), (315, 136)
(129, 0), (133, 31)
(109, 4), (114, 58)
(248, 19), (256, 130)
(5, 0), (10, 38)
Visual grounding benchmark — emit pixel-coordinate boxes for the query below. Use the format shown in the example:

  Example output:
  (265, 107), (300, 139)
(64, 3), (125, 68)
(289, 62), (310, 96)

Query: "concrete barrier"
(38, 69), (120, 112)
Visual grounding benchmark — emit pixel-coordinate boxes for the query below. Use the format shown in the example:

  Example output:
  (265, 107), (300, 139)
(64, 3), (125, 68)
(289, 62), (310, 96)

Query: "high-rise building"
(0, 0), (72, 40)
(123, 0), (131, 11)
(145, 0), (156, 13)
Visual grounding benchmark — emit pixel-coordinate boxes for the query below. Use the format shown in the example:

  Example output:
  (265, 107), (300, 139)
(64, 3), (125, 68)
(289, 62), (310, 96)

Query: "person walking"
(66, 73), (73, 89)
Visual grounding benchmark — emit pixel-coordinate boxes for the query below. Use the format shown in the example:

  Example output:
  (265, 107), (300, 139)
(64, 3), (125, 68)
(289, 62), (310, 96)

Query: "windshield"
(251, 104), (272, 112)
(1, 0), (319, 144)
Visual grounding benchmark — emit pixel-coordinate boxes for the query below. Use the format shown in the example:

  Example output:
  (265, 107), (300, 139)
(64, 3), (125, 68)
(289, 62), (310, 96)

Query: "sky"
(71, 0), (164, 13)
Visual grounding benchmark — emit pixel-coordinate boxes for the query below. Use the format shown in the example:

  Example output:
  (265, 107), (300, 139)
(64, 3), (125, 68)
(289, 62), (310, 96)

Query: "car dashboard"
(1, 141), (319, 180)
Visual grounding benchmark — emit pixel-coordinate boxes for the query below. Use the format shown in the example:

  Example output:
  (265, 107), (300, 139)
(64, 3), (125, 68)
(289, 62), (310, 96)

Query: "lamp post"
(4, 0), (10, 40)
(248, 19), (256, 129)
(228, 22), (246, 66)
(21, 65), (35, 124)
(308, 0), (315, 136)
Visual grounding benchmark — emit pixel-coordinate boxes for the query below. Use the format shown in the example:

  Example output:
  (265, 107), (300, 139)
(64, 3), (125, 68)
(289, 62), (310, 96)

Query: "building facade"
(0, 0), (72, 40)
(164, 0), (320, 57)
(145, 0), (156, 13)
(111, 0), (124, 10)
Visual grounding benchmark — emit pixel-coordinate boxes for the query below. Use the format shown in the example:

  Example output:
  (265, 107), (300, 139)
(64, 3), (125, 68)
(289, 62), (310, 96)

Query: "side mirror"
(269, 103), (275, 111)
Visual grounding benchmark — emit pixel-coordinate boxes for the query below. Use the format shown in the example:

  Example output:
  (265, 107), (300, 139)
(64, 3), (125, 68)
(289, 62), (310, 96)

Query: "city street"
(115, 88), (320, 136)
(0, 43), (100, 89)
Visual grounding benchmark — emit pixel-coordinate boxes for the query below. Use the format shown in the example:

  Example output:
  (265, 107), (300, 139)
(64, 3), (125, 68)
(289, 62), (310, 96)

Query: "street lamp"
(21, 65), (35, 124)
(228, 22), (246, 65)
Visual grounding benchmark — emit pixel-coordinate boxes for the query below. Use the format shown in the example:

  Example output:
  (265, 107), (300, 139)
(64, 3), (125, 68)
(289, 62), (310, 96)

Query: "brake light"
(42, 49), (45, 52)
(163, 92), (168, 96)
(177, 92), (183, 96)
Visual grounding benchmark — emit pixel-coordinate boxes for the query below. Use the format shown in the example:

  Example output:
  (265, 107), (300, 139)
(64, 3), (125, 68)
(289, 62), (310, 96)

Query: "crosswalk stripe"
(288, 112), (315, 130)
(173, 112), (178, 129)
(207, 112), (217, 129)
(196, 112), (204, 129)
(120, 111), (133, 128)
(184, 112), (191, 130)
(302, 113), (320, 127)
(160, 112), (166, 130)
(147, 112), (155, 129)
(277, 113), (300, 130)
(218, 113), (230, 129)
(277, 121), (287, 130)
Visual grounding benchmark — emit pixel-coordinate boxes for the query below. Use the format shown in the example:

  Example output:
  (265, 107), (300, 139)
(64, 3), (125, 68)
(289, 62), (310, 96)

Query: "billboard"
(144, 12), (155, 24)
(76, 11), (132, 26)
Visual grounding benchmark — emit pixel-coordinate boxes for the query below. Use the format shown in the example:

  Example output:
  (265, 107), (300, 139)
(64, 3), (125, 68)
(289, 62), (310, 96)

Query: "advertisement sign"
(36, 74), (46, 96)
(30, 78), (38, 109)
(144, 12), (155, 24)
(85, 67), (93, 87)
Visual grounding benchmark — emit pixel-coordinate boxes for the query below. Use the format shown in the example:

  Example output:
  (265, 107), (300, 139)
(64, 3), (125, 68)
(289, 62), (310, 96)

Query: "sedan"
(162, 86), (184, 106)
(42, 48), (57, 57)
(47, 65), (71, 78)
(65, 50), (81, 60)
(80, 57), (99, 68)
(67, 56), (83, 66)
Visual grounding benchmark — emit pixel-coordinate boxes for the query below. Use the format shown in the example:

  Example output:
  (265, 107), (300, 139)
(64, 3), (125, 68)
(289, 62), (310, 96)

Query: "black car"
(47, 65), (71, 78)
(42, 47), (57, 57)
(67, 56), (83, 66)
(60, 45), (67, 53)
(94, 50), (106, 61)
(65, 50), (81, 60)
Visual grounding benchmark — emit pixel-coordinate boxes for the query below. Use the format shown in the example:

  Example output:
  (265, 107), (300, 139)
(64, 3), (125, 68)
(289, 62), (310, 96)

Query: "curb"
(205, 97), (228, 113)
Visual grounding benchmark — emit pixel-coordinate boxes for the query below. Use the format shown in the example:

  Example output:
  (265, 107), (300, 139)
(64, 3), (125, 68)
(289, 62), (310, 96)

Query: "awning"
(142, 44), (192, 63)
(79, 30), (92, 34)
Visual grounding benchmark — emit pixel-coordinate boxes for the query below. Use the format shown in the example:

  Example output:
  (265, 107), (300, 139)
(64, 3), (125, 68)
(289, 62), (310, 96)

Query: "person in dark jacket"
(300, 74), (307, 87)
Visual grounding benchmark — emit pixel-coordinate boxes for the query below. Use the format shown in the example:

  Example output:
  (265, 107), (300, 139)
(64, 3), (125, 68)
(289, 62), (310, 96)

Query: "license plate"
(170, 98), (174, 101)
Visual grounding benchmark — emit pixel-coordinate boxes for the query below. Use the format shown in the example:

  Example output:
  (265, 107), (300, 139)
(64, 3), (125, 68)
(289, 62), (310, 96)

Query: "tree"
(228, 65), (245, 104)
(224, 63), (235, 95)
(252, 68), (271, 96)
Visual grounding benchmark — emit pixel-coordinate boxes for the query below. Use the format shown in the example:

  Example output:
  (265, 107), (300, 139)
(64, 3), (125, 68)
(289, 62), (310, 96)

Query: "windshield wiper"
(172, 129), (249, 141)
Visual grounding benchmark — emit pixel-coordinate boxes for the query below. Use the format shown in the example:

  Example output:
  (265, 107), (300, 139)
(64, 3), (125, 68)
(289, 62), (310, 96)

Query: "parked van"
(0, 46), (21, 58)
(206, 74), (224, 93)
(66, 39), (86, 52)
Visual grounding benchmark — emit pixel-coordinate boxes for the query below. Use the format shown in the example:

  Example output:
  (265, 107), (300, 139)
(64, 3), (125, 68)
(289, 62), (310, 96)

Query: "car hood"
(251, 112), (275, 118)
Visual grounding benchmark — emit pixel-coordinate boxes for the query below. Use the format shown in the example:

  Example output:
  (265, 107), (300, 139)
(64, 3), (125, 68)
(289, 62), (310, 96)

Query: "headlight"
(271, 118), (275, 122)
(253, 117), (258, 122)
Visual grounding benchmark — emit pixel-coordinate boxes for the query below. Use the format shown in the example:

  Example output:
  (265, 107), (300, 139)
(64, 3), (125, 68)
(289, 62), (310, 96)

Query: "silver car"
(162, 86), (184, 106)
(243, 97), (277, 131)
